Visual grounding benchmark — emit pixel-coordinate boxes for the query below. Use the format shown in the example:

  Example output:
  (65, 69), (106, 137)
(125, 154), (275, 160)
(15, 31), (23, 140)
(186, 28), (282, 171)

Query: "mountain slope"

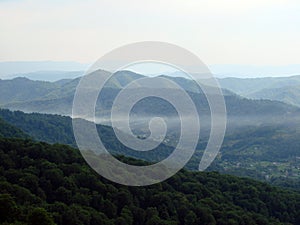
(2, 108), (300, 188)
(0, 108), (75, 146)
(3, 72), (300, 112)
(1, 137), (300, 225)
(0, 77), (58, 105)
(247, 85), (300, 107)
(218, 75), (300, 95)
(218, 75), (300, 107)
(0, 117), (28, 139)
(0, 61), (87, 80)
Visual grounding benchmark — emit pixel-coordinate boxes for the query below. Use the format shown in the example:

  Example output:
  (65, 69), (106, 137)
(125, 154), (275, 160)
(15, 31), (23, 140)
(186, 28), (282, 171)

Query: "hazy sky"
(0, 0), (299, 66)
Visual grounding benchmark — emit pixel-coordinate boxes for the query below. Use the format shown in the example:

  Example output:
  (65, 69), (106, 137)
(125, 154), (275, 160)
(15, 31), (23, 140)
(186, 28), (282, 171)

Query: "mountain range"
(1, 70), (299, 127)
(2, 67), (300, 108)
(0, 61), (87, 80)
(1, 70), (300, 184)
(1, 61), (300, 79)
(219, 75), (300, 107)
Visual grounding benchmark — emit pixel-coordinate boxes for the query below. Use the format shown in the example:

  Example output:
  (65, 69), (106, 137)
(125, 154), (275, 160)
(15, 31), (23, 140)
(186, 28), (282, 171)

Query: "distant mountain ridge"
(218, 75), (300, 106)
(209, 64), (300, 78)
(247, 85), (300, 107)
(3, 67), (300, 107)
(1, 61), (300, 79)
(0, 61), (88, 80)
(1, 70), (298, 122)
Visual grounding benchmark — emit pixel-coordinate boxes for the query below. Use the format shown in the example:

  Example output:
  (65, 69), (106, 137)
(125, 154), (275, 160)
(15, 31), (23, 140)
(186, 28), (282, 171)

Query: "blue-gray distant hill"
(0, 70), (299, 131)
(0, 61), (88, 80)
(219, 75), (300, 107)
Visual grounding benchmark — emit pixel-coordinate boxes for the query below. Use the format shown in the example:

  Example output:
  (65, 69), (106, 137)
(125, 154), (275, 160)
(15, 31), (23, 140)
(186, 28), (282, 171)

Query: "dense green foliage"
(205, 124), (300, 185)
(0, 138), (300, 225)
(0, 109), (75, 146)
(0, 117), (28, 139)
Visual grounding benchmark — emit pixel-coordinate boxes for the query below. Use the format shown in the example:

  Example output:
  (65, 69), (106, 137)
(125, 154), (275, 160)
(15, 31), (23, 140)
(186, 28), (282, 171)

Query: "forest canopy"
(0, 138), (300, 225)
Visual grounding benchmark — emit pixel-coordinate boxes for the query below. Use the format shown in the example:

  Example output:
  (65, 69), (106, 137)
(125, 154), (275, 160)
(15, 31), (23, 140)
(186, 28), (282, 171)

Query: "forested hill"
(0, 109), (175, 162)
(2, 108), (300, 189)
(0, 117), (29, 139)
(0, 108), (75, 146)
(1, 137), (300, 225)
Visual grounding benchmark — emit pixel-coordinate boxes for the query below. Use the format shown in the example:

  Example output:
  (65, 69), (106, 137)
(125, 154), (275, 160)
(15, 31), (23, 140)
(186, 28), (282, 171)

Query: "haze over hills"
(218, 75), (300, 106)
(0, 61), (88, 80)
(219, 76), (300, 95)
(219, 75), (300, 102)
(1, 70), (300, 185)
(0, 70), (298, 122)
(1, 61), (300, 79)
(15, 70), (84, 82)
(246, 85), (300, 107)
(2, 60), (300, 107)
(2, 62), (300, 107)
(1, 105), (300, 188)
(1, 69), (300, 166)
(209, 64), (300, 78)
(167, 72), (300, 107)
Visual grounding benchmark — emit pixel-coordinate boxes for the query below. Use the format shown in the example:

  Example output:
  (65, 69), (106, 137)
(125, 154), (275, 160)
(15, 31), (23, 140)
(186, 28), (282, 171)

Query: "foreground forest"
(1, 137), (300, 225)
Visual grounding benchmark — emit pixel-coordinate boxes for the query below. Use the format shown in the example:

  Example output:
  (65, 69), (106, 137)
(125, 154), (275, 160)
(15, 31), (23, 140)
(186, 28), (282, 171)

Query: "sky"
(0, 0), (299, 74)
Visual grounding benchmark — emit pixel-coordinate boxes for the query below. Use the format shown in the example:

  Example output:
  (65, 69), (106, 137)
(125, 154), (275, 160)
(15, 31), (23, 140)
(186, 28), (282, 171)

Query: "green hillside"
(205, 124), (300, 185)
(1, 108), (300, 190)
(1, 137), (300, 225)
(0, 77), (58, 105)
(0, 109), (75, 146)
(0, 117), (28, 139)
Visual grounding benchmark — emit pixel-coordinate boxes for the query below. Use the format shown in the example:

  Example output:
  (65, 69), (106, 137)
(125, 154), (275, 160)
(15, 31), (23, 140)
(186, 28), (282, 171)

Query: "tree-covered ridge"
(2, 108), (300, 188)
(0, 117), (29, 139)
(0, 108), (75, 146)
(0, 108), (174, 162)
(0, 138), (300, 225)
